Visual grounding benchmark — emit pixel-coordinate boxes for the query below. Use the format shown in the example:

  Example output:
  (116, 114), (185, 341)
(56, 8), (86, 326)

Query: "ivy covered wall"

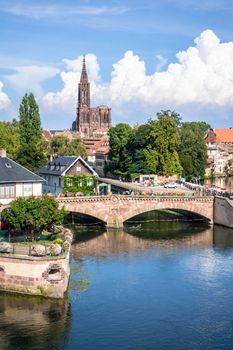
(62, 175), (97, 194)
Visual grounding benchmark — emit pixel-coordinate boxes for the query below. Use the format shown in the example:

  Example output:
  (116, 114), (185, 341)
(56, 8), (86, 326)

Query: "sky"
(0, 0), (233, 129)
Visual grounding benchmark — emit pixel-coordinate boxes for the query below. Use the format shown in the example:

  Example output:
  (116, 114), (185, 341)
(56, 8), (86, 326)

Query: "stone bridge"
(57, 195), (214, 228)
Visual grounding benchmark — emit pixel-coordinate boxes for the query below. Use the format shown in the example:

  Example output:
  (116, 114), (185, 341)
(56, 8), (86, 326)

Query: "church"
(72, 57), (112, 138)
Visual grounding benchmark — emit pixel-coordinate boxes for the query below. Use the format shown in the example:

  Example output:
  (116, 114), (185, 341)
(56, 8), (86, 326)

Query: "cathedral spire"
(78, 55), (90, 108)
(80, 55), (88, 82)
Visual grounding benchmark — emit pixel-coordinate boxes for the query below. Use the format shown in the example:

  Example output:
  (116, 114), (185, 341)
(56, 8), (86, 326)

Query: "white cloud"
(42, 29), (233, 124)
(0, 81), (12, 111)
(0, 3), (128, 19)
(6, 65), (59, 96)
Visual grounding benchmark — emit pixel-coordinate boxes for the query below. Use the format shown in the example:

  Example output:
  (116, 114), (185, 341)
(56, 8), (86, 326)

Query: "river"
(0, 222), (233, 350)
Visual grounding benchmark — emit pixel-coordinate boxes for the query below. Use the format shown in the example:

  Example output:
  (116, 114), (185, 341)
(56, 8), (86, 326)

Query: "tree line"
(107, 110), (210, 181)
(0, 94), (209, 180)
(0, 93), (86, 171)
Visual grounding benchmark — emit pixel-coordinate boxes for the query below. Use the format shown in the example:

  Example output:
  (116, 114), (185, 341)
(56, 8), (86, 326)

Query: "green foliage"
(126, 123), (152, 176)
(145, 110), (182, 175)
(2, 196), (65, 237)
(49, 135), (86, 159)
(107, 123), (133, 176)
(18, 93), (47, 171)
(178, 122), (210, 180)
(0, 119), (20, 160)
(107, 111), (209, 179)
(52, 238), (64, 245)
(62, 175), (96, 194)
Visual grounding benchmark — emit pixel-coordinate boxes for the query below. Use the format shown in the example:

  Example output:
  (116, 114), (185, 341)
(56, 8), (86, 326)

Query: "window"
(96, 161), (103, 167)
(0, 185), (15, 198)
(67, 178), (72, 186)
(76, 166), (81, 172)
(23, 183), (33, 196)
(88, 178), (94, 186)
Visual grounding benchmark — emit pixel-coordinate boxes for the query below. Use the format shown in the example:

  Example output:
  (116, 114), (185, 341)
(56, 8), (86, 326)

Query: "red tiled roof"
(214, 128), (233, 143)
(83, 137), (110, 155)
(43, 130), (52, 139)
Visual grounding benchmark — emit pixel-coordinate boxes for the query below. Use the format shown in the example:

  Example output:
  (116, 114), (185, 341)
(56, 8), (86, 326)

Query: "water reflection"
(213, 225), (233, 248)
(71, 223), (214, 259)
(0, 293), (71, 350)
(1, 222), (233, 350)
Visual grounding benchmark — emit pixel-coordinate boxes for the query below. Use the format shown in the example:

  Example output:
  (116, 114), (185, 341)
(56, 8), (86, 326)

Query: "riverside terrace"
(0, 228), (73, 299)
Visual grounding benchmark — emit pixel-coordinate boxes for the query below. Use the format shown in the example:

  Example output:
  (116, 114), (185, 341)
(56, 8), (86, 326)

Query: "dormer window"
(4, 162), (12, 169)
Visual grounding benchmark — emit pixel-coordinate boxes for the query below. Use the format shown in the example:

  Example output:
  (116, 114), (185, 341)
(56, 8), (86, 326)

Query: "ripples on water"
(0, 223), (233, 350)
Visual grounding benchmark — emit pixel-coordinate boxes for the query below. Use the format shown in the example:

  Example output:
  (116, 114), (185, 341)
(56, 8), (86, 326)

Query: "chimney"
(0, 149), (6, 157)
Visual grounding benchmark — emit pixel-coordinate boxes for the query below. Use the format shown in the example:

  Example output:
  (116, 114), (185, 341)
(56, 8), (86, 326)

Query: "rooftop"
(214, 128), (233, 143)
(0, 157), (44, 183)
(37, 156), (98, 176)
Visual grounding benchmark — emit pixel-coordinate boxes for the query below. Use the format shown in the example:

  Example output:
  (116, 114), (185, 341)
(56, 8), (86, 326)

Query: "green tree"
(145, 110), (182, 175)
(107, 123), (133, 176)
(49, 135), (86, 159)
(127, 123), (152, 177)
(0, 119), (20, 159)
(178, 122), (210, 181)
(18, 93), (47, 171)
(67, 138), (86, 158)
(2, 196), (65, 238)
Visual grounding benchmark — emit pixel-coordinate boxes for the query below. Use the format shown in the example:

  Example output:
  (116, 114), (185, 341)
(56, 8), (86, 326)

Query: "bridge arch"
(58, 196), (214, 228)
(121, 200), (212, 224)
(58, 198), (108, 224)
(124, 208), (210, 223)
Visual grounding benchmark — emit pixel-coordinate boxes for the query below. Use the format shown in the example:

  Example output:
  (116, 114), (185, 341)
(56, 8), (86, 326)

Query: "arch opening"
(64, 211), (106, 227)
(125, 208), (210, 224)
(64, 211), (106, 243)
(124, 209), (211, 241)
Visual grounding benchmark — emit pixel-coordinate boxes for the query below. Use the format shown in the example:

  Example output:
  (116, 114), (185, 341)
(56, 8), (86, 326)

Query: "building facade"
(0, 149), (44, 205)
(205, 128), (233, 176)
(37, 156), (98, 196)
(72, 57), (112, 138)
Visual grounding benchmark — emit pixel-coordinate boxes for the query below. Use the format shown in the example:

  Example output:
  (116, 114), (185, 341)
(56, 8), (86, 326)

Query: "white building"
(0, 149), (44, 205)
(205, 129), (233, 176)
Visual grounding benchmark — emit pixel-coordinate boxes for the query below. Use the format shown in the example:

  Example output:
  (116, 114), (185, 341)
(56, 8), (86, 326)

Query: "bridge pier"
(106, 214), (124, 229)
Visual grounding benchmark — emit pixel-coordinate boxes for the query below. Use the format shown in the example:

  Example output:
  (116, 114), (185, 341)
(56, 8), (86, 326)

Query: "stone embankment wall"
(0, 228), (73, 299)
(214, 196), (233, 228)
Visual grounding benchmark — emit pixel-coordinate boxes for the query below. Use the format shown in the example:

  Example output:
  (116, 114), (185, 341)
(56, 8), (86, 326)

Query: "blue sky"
(0, 0), (233, 129)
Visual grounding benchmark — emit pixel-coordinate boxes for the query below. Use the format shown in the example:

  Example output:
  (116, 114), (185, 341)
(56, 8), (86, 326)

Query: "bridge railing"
(57, 194), (214, 202)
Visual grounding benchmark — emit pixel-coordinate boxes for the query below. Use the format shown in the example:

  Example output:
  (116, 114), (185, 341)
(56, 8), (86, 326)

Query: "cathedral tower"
(73, 56), (112, 138)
